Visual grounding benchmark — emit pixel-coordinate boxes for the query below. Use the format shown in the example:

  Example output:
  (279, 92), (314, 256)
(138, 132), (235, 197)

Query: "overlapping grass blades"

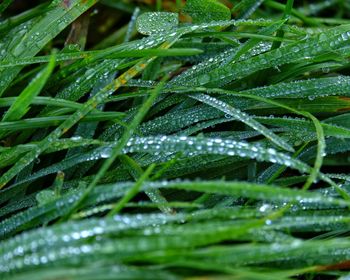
(0, 0), (97, 95)
(1, 0), (350, 279)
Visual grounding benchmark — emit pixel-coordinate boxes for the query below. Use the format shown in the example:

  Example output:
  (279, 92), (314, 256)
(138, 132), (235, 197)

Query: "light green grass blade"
(1, 56), (55, 123)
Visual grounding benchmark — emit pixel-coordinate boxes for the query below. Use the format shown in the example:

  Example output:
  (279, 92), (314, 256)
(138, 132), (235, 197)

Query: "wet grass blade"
(0, 0), (97, 96)
(191, 93), (294, 152)
(1, 56), (55, 123)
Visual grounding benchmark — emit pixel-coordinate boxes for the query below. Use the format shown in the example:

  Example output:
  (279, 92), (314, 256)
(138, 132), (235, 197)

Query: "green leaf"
(184, 0), (231, 23)
(136, 12), (178, 35)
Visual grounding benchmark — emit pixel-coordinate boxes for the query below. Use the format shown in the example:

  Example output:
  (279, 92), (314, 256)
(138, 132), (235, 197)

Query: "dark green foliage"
(1, 1), (350, 279)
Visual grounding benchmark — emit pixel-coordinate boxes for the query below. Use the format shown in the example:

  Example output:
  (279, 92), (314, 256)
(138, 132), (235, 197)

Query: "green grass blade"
(191, 93), (294, 152)
(2, 56), (55, 122)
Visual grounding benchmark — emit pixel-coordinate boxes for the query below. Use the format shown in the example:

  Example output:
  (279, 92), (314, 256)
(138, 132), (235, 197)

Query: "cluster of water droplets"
(0, 182), (143, 240)
(140, 104), (220, 136)
(12, 0), (92, 58)
(244, 76), (350, 99)
(138, 94), (266, 137)
(0, 196), (35, 221)
(56, 60), (120, 101)
(170, 46), (237, 86)
(170, 40), (273, 88)
(0, 189), (82, 239)
(234, 18), (274, 27)
(187, 26), (350, 88)
(0, 211), (186, 273)
(126, 79), (157, 88)
(122, 135), (310, 174)
(192, 93), (294, 152)
(136, 12), (179, 36)
(179, 117), (233, 136)
(270, 213), (350, 233)
(0, 17), (28, 57)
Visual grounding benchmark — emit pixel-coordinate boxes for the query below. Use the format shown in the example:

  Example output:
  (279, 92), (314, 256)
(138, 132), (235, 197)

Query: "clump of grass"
(1, 0), (350, 279)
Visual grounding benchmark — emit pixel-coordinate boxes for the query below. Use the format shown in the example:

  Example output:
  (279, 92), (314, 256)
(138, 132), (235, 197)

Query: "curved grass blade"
(301, 112), (325, 190)
(191, 93), (294, 152)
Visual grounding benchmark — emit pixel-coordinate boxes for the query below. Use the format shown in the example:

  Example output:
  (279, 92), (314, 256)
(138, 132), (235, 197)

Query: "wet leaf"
(184, 0), (231, 23)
